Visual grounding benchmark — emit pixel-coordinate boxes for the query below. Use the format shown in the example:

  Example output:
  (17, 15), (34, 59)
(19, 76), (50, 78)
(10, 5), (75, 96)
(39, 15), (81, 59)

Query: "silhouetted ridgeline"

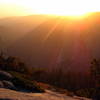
(6, 13), (100, 74)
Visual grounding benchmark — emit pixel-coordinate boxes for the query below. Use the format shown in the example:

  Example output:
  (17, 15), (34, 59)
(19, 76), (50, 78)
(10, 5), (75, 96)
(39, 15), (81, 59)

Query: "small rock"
(2, 81), (16, 90)
(0, 71), (13, 81)
(0, 81), (4, 88)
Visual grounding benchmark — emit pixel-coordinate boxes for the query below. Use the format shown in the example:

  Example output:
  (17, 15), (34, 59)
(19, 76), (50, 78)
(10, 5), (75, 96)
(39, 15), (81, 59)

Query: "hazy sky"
(0, 0), (34, 18)
(0, 0), (100, 18)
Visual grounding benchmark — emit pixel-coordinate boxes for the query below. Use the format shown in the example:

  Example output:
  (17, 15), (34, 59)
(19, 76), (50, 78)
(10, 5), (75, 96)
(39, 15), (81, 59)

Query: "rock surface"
(0, 81), (4, 88)
(0, 88), (92, 100)
(0, 71), (13, 81)
(2, 81), (16, 90)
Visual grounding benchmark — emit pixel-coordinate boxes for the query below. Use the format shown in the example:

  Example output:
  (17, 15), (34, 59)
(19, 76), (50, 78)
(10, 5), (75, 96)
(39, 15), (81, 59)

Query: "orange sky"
(0, 0), (100, 18)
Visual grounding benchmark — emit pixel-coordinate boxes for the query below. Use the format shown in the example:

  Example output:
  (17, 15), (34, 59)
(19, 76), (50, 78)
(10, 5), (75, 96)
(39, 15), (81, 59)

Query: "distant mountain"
(4, 13), (100, 73)
(0, 15), (51, 48)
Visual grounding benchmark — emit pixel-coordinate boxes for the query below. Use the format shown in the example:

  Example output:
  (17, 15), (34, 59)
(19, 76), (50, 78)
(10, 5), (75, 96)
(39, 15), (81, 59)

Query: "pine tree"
(90, 59), (100, 100)
(91, 59), (100, 87)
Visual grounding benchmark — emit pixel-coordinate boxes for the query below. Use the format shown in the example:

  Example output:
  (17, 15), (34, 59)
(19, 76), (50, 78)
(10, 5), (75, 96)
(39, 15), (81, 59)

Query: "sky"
(0, 0), (100, 18)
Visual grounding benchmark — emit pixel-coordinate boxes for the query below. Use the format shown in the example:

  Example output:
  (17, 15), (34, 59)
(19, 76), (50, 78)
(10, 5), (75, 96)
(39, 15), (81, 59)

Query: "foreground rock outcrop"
(0, 70), (16, 90)
(0, 70), (45, 93)
(0, 88), (91, 100)
(0, 71), (13, 81)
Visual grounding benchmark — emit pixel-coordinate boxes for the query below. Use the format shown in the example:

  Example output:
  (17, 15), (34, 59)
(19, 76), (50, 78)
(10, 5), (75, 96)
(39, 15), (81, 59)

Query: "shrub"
(9, 71), (45, 93)
(75, 88), (97, 98)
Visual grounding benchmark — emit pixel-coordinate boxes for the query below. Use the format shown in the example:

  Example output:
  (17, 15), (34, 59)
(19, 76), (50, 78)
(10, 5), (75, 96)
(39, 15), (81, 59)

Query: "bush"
(75, 88), (97, 98)
(9, 71), (45, 93)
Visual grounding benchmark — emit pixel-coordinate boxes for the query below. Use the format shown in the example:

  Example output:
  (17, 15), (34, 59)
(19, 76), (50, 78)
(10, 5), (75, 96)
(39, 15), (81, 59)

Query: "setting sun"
(20, 0), (99, 16)
(28, 0), (91, 16)
(0, 0), (100, 18)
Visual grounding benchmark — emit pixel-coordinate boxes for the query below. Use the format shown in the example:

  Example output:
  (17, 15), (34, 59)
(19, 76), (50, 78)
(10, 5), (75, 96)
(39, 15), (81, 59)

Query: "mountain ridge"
(0, 12), (100, 73)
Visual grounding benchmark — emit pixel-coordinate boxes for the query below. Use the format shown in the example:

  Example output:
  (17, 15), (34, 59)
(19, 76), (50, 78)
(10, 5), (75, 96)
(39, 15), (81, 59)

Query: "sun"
(1, 0), (99, 17)
(24, 0), (98, 17)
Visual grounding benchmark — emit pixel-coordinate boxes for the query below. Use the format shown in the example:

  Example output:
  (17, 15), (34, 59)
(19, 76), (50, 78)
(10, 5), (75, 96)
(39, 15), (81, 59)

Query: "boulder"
(0, 81), (4, 88)
(0, 71), (13, 81)
(2, 81), (16, 90)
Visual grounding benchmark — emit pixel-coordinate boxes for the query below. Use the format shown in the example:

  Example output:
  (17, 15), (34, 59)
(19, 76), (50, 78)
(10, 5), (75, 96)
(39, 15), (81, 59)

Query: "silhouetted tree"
(90, 59), (100, 100)
(91, 59), (100, 87)
(0, 51), (5, 70)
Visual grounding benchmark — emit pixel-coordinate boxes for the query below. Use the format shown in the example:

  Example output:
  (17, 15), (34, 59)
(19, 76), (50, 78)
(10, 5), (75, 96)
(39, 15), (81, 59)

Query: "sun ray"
(43, 18), (63, 43)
